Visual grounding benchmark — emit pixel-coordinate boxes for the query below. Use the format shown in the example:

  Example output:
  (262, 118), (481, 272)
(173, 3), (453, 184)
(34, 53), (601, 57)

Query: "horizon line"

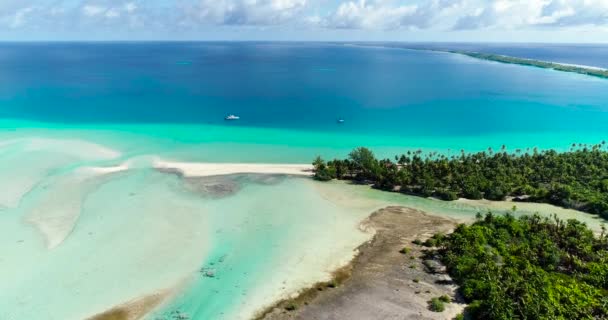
(0, 40), (607, 45)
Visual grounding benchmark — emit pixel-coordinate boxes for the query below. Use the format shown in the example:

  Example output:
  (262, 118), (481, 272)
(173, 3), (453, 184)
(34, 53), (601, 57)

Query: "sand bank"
(25, 166), (127, 249)
(88, 290), (171, 320)
(154, 160), (313, 177)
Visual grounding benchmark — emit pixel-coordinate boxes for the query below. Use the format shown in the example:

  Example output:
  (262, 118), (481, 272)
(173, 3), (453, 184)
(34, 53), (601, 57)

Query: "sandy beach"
(154, 160), (314, 177)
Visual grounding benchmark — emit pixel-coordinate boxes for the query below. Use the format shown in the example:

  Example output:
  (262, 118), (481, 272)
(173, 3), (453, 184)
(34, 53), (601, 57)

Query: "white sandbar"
(154, 160), (314, 177)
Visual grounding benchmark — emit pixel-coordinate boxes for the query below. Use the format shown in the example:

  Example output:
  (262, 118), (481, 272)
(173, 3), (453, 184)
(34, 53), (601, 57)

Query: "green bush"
(423, 238), (437, 247)
(399, 247), (410, 254)
(435, 189), (459, 201)
(428, 298), (446, 312)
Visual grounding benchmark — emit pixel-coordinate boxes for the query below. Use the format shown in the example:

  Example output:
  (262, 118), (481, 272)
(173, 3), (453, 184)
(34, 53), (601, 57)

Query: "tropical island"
(447, 50), (608, 79)
(308, 146), (608, 319)
(313, 143), (608, 219)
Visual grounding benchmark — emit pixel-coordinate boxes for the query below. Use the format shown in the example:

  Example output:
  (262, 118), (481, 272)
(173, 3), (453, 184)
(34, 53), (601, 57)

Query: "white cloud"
(124, 2), (137, 14)
(315, 0), (467, 30)
(185, 0), (308, 25)
(323, 0), (418, 29)
(105, 8), (120, 18)
(0, 0), (607, 36)
(453, 0), (608, 30)
(306, 0), (608, 31)
(82, 5), (106, 17)
(9, 6), (35, 28)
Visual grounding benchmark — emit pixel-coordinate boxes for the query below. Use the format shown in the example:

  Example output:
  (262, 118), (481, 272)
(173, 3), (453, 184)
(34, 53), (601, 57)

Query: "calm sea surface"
(1, 42), (607, 139)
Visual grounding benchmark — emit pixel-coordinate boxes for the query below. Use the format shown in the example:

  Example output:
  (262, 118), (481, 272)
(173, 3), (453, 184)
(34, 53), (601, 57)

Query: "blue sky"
(1, 0), (607, 42)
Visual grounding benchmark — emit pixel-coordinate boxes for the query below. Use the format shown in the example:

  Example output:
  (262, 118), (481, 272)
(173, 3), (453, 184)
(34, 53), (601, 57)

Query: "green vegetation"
(428, 297), (447, 312)
(449, 51), (608, 79)
(399, 247), (410, 254)
(313, 144), (608, 219)
(438, 295), (451, 303)
(432, 212), (608, 319)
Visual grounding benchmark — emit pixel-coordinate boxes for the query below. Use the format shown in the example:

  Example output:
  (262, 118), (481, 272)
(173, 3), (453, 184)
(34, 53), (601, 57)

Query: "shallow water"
(0, 134), (605, 320)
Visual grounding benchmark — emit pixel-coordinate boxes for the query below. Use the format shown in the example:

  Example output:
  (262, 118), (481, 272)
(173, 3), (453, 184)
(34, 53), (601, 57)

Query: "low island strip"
(447, 50), (608, 79)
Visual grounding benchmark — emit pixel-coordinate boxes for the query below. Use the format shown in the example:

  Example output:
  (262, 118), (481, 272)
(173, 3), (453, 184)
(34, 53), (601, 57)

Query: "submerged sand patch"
(25, 167), (125, 249)
(0, 137), (122, 209)
(88, 290), (170, 320)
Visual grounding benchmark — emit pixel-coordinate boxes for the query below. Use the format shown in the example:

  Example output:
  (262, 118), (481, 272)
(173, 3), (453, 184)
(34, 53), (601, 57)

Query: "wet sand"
(88, 291), (171, 320)
(260, 206), (465, 320)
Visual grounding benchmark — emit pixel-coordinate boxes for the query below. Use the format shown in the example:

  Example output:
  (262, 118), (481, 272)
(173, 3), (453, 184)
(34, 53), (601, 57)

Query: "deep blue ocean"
(0, 42), (607, 138)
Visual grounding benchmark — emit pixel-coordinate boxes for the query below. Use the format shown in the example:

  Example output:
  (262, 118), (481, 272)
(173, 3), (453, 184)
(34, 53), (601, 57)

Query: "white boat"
(337, 118), (345, 123)
(225, 114), (240, 120)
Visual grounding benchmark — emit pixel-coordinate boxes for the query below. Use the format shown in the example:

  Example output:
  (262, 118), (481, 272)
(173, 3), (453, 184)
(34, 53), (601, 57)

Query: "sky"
(0, 0), (607, 42)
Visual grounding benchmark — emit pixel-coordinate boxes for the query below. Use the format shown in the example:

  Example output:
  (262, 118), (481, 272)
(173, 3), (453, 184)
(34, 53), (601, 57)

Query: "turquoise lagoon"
(1, 43), (608, 319)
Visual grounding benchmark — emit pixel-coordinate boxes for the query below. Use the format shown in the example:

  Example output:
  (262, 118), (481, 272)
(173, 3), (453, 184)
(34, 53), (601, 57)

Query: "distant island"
(349, 43), (608, 80)
(446, 50), (608, 79)
(313, 143), (608, 219)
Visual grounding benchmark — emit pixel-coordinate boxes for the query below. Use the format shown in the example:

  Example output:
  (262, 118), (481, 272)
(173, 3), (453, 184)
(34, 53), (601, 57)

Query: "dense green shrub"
(428, 297), (446, 312)
(433, 213), (608, 319)
(399, 247), (410, 254)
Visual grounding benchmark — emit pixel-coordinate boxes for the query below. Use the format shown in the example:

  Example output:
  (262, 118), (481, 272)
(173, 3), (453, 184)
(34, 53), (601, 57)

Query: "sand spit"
(85, 163), (130, 175)
(261, 206), (465, 320)
(88, 291), (171, 320)
(25, 166), (128, 249)
(154, 160), (313, 177)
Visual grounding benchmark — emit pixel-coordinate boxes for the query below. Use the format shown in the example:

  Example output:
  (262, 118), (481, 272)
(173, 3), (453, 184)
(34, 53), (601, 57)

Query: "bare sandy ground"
(87, 290), (171, 320)
(260, 206), (466, 320)
(154, 160), (313, 177)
